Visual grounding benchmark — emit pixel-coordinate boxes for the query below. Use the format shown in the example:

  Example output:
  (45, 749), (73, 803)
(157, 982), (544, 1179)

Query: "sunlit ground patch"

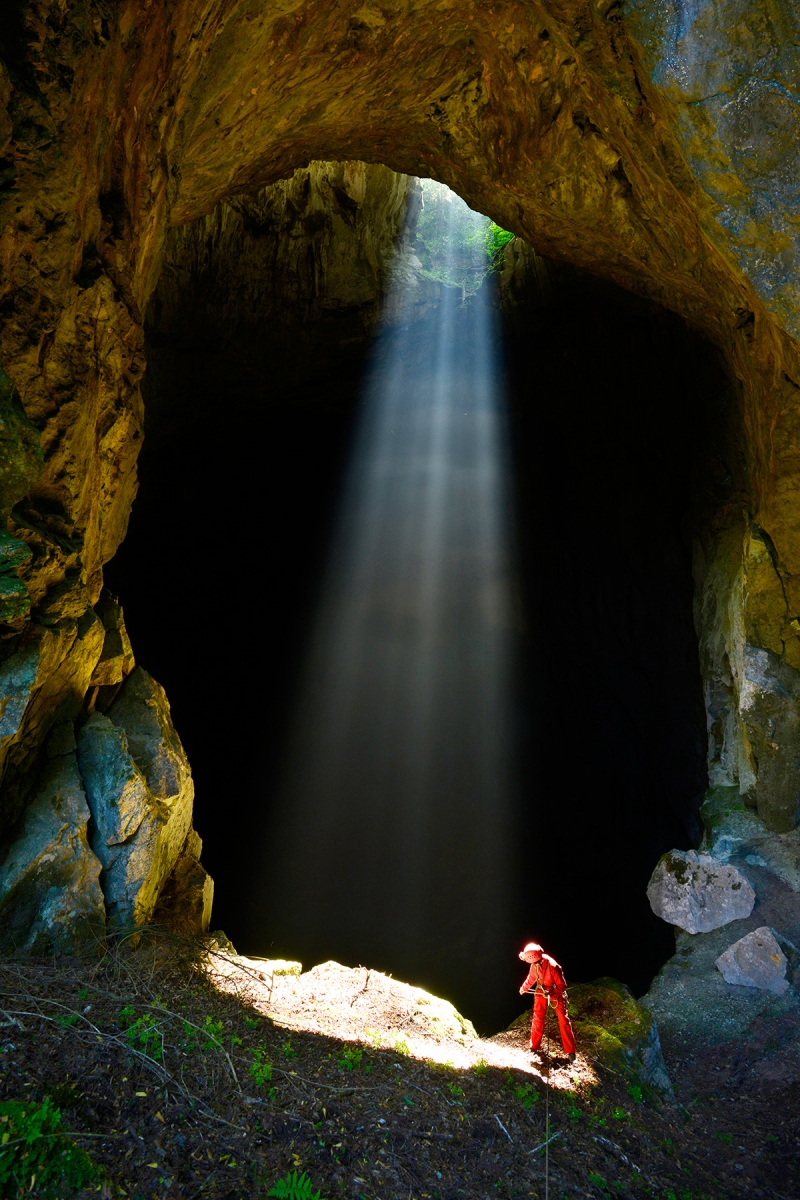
(204, 952), (597, 1093)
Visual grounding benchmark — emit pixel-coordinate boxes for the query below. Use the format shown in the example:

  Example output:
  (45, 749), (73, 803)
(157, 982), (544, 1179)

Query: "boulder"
(561, 977), (673, 1101)
(0, 753), (105, 952)
(715, 927), (791, 996)
(154, 830), (214, 935)
(76, 671), (194, 930)
(647, 849), (756, 933)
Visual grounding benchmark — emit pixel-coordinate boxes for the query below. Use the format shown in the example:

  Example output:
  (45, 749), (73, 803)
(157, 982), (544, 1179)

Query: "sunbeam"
(258, 182), (521, 1030)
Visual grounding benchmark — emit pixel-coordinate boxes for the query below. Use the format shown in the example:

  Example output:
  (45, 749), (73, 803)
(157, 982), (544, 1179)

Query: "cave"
(101, 163), (720, 1033)
(1, 3), (799, 1194)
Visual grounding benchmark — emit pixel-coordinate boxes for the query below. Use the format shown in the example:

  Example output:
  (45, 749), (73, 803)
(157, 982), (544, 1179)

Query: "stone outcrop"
(154, 829), (214, 937)
(564, 977), (673, 1100)
(76, 667), (194, 931)
(0, 749), (104, 952)
(643, 797), (799, 1049)
(715, 926), (791, 996)
(646, 849), (756, 934)
(702, 784), (800, 892)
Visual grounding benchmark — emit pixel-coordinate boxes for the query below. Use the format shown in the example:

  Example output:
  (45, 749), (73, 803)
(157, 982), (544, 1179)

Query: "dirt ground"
(0, 939), (797, 1199)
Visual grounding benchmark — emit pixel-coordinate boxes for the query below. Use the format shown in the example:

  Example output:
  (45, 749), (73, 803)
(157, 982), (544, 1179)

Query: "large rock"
(565, 977), (673, 1101)
(76, 668), (194, 930)
(715, 927), (791, 996)
(154, 830), (214, 936)
(647, 849), (756, 933)
(0, 752), (105, 952)
(108, 667), (191, 816)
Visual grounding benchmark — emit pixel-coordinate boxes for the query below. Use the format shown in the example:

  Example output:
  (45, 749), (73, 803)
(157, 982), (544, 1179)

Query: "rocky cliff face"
(0, 1), (799, 951)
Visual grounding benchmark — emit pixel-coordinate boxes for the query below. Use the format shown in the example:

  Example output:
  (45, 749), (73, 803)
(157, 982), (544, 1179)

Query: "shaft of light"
(261, 183), (519, 1023)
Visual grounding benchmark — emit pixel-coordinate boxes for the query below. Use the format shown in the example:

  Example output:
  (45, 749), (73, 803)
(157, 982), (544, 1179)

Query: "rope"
(544, 999), (551, 1200)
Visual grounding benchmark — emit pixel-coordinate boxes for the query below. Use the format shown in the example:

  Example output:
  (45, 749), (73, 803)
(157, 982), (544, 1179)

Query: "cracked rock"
(646, 849), (756, 934)
(715, 927), (791, 995)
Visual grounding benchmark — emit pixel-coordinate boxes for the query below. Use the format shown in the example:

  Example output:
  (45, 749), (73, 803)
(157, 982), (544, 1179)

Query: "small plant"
(715, 1131), (733, 1144)
(472, 1059), (489, 1076)
(249, 1046), (273, 1087)
(393, 1036), (410, 1057)
(566, 1101), (581, 1122)
(0, 1097), (99, 1198)
(55, 1012), (80, 1029)
(267, 1169), (326, 1199)
(515, 1082), (538, 1110)
(611, 1106), (627, 1120)
(119, 1006), (164, 1061)
(626, 1082), (643, 1104)
(337, 1046), (369, 1072)
(281, 1038), (298, 1059)
(447, 1082), (464, 1098)
(245, 1016), (260, 1028)
(587, 1170), (609, 1194)
(202, 1016), (224, 1050)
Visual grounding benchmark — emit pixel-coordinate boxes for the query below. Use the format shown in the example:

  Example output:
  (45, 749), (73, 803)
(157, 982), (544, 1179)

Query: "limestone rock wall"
(0, 596), (211, 947)
(145, 160), (420, 438)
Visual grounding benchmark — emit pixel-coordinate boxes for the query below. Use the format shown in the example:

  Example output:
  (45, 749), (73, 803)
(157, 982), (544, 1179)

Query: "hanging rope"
(544, 998), (551, 1200)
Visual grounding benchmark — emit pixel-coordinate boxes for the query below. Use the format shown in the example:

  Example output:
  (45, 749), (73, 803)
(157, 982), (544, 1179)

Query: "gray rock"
(155, 832), (214, 935)
(0, 639), (41, 747)
(702, 787), (800, 892)
(109, 667), (190, 807)
(76, 673), (194, 930)
(715, 927), (790, 996)
(0, 754), (105, 952)
(647, 849), (756, 933)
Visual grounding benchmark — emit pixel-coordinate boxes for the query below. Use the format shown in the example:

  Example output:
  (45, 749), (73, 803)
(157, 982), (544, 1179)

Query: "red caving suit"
(520, 954), (576, 1054)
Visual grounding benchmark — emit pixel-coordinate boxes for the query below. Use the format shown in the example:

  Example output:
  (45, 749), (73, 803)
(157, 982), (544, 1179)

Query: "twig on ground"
(529, 1130), (562, 1156)
(494, 1114), (513, 1142)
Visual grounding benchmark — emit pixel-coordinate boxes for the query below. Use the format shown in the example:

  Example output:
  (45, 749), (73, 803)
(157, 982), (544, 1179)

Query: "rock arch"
(1, 1), (799, 948)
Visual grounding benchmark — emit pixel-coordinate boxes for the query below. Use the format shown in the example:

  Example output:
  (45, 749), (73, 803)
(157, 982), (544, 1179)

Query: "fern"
(267, 1169), (326, 1199)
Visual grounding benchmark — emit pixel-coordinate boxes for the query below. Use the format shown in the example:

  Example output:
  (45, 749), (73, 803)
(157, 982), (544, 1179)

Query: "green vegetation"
(414, 180), (514, 296)
(249, 1045), (274, 1087)
(337, 1046), (369, 1072)
(119, 1004), (165, 1061)
(267, 1169), (326, 1199)
(0, 1097), (99, 1199)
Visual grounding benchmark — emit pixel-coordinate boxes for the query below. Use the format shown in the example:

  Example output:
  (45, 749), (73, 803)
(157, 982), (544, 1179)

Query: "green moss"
(566, 977), (670, 1099)
(700, 785), (746, 840)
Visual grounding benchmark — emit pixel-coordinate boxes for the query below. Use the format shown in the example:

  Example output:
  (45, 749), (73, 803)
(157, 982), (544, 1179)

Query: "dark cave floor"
(0, 945), (796, 1200)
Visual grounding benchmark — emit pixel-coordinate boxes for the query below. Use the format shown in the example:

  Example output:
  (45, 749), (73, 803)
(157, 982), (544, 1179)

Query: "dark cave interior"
(104, 184), (729, 1035)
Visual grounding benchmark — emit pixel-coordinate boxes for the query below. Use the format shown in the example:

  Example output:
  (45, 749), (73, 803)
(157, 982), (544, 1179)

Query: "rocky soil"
(0, 940), (797, 1200)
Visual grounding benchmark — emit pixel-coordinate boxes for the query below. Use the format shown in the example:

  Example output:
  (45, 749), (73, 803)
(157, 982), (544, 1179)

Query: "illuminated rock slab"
(715, 926), (791, 995)
(647, 849), (756, 934)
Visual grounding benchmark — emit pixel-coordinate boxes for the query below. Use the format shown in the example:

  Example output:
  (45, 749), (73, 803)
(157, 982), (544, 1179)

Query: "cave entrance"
(105, 164), (719, 1034)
